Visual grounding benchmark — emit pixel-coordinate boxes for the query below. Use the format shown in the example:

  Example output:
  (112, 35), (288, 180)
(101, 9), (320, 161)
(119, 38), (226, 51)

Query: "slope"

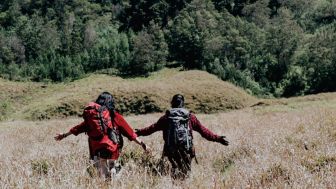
(0, 69), (257, 120)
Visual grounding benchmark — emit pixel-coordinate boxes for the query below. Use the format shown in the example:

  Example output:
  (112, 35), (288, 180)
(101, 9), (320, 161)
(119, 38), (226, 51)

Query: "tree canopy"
(0, 0), (335, 97)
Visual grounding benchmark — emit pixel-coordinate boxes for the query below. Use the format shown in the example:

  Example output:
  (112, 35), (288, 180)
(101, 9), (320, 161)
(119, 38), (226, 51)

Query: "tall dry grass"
(0, 105), (335, 188)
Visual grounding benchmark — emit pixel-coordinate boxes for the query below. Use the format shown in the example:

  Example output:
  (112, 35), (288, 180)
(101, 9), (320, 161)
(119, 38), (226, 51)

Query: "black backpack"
(166, 108), (193, 153)
(109, 117), (124, 152)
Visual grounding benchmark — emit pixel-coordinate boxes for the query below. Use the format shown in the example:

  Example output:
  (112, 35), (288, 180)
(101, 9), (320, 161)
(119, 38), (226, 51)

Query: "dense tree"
(292, 22), (336, 94)
(212, 0), (258, 15)
(126, 23), (168, 75)
(0, 0), (335, 97)
(168, 0), (220, 69)
(261, 8), (303, 95)
(119, 0), (192, 31)
(242, 0), (270, 27)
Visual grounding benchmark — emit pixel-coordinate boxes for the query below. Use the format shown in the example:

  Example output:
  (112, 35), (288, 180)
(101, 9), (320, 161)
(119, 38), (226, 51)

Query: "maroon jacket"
(136, 111), (221, 155)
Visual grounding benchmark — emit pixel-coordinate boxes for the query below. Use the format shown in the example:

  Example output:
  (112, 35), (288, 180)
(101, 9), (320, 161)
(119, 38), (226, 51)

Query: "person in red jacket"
(135, 94), (229, 179)
(55, 92), (149, 178)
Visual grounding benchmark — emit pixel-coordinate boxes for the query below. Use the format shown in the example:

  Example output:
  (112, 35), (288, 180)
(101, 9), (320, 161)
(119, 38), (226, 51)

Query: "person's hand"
(218, 136), (229, 146)
(135, 129), (140, 136)
(141, 142), (151, 154)
(54, 133), (66, 141)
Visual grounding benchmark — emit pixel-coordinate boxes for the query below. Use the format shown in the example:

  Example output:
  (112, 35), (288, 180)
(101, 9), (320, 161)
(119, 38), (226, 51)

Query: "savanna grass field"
(1, 69), (335, 188)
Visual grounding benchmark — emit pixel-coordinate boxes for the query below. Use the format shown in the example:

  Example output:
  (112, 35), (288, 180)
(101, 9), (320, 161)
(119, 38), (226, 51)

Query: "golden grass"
(0, 100), (335, 188)
(1, 70), (336, 188)
(0, 69), (256, 120)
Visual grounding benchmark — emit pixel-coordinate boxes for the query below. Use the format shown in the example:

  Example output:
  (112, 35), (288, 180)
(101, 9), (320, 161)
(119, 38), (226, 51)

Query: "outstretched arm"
(54, 121), (87, 141)
(133, 137), (151, 153)
(191, 115), (229, 146)
(135, 115), (166, 136)
(54, 131), (72, 141)
(114, 113), (151, 153)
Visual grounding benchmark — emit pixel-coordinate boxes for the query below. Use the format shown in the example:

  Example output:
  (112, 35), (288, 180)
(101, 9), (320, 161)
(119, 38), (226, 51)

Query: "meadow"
(0, 98), (335, 188)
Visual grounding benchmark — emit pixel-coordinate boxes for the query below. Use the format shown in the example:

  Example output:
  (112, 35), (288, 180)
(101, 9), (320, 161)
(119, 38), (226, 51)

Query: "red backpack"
(83, 102), (112, 139)
(83, 102), (118, 159)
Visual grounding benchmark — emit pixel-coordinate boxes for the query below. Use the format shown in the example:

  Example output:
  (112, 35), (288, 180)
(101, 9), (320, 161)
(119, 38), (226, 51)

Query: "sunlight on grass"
(1, 102), (335, 188)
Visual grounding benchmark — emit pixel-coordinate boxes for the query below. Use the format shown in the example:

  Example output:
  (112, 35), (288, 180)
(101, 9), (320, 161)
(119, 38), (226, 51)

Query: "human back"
(83, 101), (118, 159)
(135, 94), (229, 179)
(165, 107), (193, 155)
(54, 92), (150, 179)
(83, 102), (112, 140)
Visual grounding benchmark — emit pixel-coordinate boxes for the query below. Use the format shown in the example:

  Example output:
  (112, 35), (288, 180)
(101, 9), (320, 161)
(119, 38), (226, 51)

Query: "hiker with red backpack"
(54, 92), (149, 178)
(135, 94), (229, 179)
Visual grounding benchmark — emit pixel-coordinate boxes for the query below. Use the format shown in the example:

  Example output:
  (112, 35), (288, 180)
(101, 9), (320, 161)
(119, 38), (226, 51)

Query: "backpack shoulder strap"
(97, 105), (108, 133)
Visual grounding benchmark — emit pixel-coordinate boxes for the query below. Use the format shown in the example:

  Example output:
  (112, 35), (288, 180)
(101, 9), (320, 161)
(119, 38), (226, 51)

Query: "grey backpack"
(166, 108), (193, 153)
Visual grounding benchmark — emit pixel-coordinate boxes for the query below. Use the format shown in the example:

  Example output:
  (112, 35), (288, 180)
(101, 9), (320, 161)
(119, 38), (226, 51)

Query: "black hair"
(171, 94), (185, 108)
(96, 92), (115, 112)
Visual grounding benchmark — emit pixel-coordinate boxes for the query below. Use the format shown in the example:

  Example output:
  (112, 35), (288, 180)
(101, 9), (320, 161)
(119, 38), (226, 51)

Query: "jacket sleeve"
(69, 121), (88, 136)
(136, 115), (166, 136)
(115, 114), (138, 141)
(190, 114), (221, 142)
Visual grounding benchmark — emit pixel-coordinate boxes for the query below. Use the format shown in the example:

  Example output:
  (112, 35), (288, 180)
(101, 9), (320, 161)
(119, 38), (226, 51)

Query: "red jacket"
(70, 112), (137, 160)
(136, 112), (221, 155)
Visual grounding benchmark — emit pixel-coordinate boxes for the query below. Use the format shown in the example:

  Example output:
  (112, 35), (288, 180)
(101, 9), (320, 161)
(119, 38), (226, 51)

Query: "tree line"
(0, 0), (335, 97)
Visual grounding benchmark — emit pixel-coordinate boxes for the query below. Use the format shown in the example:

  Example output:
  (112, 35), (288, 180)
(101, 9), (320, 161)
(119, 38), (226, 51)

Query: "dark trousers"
(166, 149), (193, 180)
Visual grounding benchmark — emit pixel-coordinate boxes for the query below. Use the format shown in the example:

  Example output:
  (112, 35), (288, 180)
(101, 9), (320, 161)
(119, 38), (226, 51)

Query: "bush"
(125, 24), (168, 76)
(293, 22), (336, 94)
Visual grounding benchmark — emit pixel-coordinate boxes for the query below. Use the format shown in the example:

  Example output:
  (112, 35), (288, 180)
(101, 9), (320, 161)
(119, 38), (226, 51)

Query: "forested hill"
(0, 0), (335, 97)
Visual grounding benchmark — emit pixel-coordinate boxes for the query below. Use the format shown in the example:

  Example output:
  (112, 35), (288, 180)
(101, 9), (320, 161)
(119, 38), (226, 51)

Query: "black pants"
(166, 150), (193, 180)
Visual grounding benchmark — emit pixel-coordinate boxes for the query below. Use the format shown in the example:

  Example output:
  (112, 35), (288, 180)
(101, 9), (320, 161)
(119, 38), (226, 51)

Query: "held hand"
(54, 133), (66, 141)
(141, 142), (151, 154)
(135, 129), (140, 136)
(218, 136), (229, 146)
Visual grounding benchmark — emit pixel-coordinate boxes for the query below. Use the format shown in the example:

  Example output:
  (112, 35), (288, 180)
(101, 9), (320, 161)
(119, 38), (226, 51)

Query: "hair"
(171, 94), (185, 108)
(95, 92), (115, 112)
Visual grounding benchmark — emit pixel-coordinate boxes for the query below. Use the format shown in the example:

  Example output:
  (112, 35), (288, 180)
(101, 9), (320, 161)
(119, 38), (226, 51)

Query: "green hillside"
(0, 69), (257, 120)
